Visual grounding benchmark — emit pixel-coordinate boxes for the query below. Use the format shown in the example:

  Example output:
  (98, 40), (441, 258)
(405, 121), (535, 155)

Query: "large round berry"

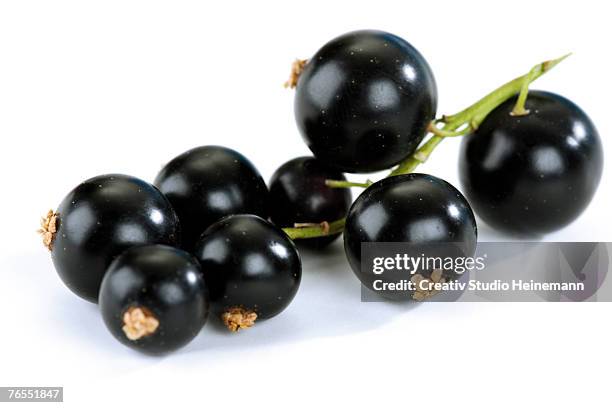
(344, 173), (477, 300)
(99, 245), (209, 354)
(194, 215), (301, 332)
(42, 174), (180, 303)
(269, 156), (352, 248)
(459, 91), (603, 236)
(294, 30), (437, 173)
(154, 146), (268, 251)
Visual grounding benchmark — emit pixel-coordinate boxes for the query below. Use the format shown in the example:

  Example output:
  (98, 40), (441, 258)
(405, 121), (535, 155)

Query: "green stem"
(283, 219), (346, 240)
(441, 53), (571, 126)
(510, 68), (535, 116)
(289, 53), (570, 239)
(325, 179), (373, 188)
(428, 123), (472, 138)
(390, 53), (570, 177)
(389, 135), (444, 176)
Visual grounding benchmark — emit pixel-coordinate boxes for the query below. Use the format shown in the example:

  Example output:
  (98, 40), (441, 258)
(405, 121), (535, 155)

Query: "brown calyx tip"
(411, 269), (446, 302)
(38, 210), (59, 251)
(122, 306), (159, 341)
(283, 59), (308, 89)
(221, 307), (257, 332)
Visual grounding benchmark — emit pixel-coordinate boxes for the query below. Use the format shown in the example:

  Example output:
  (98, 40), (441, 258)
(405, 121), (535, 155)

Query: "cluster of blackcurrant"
(40, 29), (603, 355)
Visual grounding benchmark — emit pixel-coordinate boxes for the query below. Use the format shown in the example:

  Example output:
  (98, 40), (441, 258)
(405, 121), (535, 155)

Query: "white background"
(1, 1), (611, 407)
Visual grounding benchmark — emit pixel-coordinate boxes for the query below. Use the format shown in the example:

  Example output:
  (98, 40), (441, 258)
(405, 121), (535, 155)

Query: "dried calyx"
(38, 210), (58, 251)
(411, 269), (446, 301)
(283, 59), (307, 89)
(221, 307), (257, 332)
(122, 306), (159, 341)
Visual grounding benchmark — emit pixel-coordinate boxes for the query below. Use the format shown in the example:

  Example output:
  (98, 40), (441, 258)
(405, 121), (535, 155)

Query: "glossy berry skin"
(294, 30), (437, 173)
(344, 174), (477, 300)
(194, 215), (301, 324)
(154, 146), (268, 251)
(269, 156), (352, 248)
(99, 245), (209, 355)
(50, 174), (180, 303)
(459, 91), (603, 236)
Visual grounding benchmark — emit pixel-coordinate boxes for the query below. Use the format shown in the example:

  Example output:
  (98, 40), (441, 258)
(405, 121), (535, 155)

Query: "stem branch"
(283, 219), (346, 240)
(390, 53), (570, 177)
(286, 53), (570, 238)
(325, 179), (373, 188)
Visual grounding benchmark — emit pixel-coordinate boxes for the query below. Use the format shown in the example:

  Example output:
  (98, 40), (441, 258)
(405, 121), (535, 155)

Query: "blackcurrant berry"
(154, 146), (269, 251)
(193, 215), (301, 332)
(269, 156), (352, 248)
(294, 30), (437, 173)
(344, 173), (477, 300)
(99, 245), (209, 355)
(459, 91), (603, 236)
(40, 174), (180, 303)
